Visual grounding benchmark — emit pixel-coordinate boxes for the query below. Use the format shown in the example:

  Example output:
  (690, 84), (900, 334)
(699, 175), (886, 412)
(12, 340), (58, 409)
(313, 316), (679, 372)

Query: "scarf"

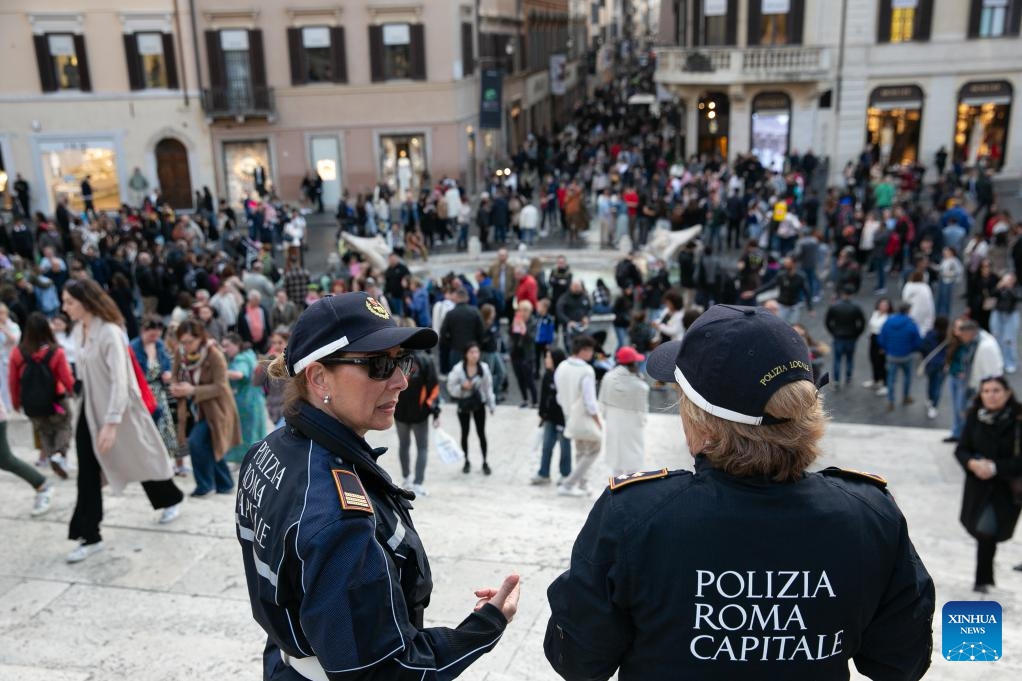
(977, 406), (1012, 426)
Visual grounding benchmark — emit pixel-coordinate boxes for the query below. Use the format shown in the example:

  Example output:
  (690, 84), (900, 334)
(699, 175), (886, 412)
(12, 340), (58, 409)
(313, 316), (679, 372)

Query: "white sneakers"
(158, 503), (182, 524)
(413, 484), (428, 497)
(67, 541), (104, 563)
(31, 483), (53, 517)
(557, 484), (586, 497)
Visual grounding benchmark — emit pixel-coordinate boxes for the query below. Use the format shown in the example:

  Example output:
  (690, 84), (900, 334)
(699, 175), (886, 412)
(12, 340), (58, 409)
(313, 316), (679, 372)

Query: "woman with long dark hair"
(9, 312), (75, 478)
(62, 279), (184, 563)
(955, 375), (1022, 592)
(446, 342), (496, 475)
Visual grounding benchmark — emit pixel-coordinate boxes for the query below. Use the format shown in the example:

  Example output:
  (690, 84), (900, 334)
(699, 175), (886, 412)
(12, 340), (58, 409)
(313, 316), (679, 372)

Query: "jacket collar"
(288, 402), (412, 499)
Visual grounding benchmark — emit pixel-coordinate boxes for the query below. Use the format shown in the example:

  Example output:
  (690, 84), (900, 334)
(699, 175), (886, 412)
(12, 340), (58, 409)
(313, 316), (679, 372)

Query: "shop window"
(40, 140), (120, 213)
(369, 24), (426, 81)
(223, 140), (271, 207)
(697, 93), (729, 159)
(33, 33), (92, 92)
(866, 85), (924, 167)
(955, 81), (1013, 170)
(751, 92), (791, 172)
(878, 0), (933, 43)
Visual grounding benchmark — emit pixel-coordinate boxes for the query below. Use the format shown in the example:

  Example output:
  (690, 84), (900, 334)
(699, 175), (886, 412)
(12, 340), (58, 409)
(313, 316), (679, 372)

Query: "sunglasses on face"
(320, 353), (414, 380)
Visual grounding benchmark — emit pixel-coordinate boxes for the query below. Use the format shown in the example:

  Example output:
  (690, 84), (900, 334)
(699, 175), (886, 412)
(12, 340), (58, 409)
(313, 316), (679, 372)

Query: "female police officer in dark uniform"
(544, 304), (934, 680)
(237, 291), (520, 680)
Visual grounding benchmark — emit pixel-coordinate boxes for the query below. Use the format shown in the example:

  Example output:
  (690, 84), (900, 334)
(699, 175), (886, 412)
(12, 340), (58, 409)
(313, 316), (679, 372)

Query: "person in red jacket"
(515, 265), (539, 309)
(9, 312), (76, 479)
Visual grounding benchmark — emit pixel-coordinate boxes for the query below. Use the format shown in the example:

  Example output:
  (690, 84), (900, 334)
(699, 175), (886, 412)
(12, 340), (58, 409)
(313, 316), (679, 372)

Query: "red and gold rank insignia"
(331, 469), (374, 514)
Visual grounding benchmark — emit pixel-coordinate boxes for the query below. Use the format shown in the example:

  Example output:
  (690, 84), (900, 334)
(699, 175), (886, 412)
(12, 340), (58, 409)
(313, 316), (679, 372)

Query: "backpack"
(20, 347), (58, 417)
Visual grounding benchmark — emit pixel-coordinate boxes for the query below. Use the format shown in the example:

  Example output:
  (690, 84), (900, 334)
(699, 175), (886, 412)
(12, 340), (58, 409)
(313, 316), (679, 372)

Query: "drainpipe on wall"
(172, 0), (189, 106)
(832, 0), (849, 179)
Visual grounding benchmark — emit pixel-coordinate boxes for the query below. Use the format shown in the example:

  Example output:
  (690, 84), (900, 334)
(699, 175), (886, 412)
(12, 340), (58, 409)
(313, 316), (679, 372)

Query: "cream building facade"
(655, 0), (1022, 180)
(0, 1), (215, 215)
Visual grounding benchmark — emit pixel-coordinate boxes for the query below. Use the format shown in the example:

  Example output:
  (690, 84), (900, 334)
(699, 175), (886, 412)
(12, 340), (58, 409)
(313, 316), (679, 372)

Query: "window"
(221, 30), (253, 105)
(49, 35), (80, 89)
(696, 0), (737, 46)
(369, 24), (425, 82)
(383, 24), (412, 79)
(878, 0), (933, 43)
(125, 32), (178, 90)
(891, 4), (915, 42)
(138, 33), (168, 87)
(287, 26), (347, 85)
(760, 14), (788, 44)
(302, 27), (331, 81)
(33, 32), (92, 92)
(982, 0), (1008, 36)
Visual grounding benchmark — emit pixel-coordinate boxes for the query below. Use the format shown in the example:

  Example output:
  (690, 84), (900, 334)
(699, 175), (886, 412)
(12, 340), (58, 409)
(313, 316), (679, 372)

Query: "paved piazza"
(0, 405), (1019, 680)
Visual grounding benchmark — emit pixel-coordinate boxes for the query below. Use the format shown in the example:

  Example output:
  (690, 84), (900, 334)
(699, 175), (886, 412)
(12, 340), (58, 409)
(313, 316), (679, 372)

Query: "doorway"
(380, 134), (426, 200)
(697, 92), (729, 159)
(155, 138), (193, 209)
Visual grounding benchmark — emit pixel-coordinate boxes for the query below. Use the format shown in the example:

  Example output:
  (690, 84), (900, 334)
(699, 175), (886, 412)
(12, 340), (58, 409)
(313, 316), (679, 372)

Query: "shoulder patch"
(331, 469), (374, 514)
(608, 468), (670, 492)
(820, 466), (888, 489)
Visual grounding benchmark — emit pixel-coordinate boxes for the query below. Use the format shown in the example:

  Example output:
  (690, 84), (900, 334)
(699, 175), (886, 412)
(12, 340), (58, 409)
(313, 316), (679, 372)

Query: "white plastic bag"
(435, 428), (464, 465)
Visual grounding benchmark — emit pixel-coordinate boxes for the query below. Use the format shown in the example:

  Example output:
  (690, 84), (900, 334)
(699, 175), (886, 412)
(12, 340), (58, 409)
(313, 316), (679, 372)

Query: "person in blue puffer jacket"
(879, 302), (922, 412)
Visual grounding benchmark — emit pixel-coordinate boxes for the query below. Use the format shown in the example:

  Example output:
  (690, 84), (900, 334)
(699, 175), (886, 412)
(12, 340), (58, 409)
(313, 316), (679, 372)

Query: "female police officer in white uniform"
(237, 292), (520, 680)
(544, 304), (934, 680)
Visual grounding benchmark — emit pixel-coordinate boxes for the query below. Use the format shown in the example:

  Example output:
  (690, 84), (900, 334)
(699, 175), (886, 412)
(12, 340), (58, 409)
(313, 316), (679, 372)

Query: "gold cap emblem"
(365, 296), (390, 319)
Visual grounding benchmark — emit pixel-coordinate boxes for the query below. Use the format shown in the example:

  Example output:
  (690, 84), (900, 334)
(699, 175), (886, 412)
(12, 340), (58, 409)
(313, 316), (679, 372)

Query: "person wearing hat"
(598, 347), (650, 477)
(545, 304), (934, 680)
(237, 291), (520, 680)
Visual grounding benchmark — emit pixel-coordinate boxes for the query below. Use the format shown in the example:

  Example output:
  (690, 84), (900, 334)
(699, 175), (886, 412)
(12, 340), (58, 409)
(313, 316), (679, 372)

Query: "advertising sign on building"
(480, 69), (503, 129)
(550, 53), (567, 96)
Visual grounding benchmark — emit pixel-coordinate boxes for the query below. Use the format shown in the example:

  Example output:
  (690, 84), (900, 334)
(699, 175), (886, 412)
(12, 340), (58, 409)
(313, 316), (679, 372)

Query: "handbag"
(128, 347), (159, 416)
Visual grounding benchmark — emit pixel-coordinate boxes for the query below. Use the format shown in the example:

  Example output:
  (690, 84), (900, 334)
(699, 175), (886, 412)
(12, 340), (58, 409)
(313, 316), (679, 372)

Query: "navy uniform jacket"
(545, 456), (934, 681)
(237, 402), (507, 680)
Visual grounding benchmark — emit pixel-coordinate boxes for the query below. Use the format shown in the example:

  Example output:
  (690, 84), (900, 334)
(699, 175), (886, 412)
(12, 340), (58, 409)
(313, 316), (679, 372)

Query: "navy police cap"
(646, 304), (825, 426)
(285, 292), (437, 376)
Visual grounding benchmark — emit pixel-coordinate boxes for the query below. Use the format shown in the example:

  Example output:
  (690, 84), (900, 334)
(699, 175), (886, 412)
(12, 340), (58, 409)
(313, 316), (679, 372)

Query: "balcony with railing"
(655, 46), (833, 86)
(201, 86), (276, 122)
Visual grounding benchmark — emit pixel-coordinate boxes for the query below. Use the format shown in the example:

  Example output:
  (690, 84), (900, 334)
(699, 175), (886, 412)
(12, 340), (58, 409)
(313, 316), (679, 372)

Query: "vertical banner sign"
(479, 68), (503, 129)
(550, 53), (567, 96)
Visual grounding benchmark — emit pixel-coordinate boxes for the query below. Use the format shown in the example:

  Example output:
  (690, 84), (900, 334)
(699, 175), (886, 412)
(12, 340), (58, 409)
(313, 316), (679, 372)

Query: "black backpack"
(20, 347), (58, 417)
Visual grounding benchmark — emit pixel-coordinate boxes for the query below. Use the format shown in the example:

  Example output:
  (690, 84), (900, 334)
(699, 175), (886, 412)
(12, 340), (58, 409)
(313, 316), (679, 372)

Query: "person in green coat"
(222, 333), (269, 463)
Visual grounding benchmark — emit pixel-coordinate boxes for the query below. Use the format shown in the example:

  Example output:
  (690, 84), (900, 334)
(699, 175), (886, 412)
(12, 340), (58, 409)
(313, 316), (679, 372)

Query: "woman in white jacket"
(446, 343), (496, 475)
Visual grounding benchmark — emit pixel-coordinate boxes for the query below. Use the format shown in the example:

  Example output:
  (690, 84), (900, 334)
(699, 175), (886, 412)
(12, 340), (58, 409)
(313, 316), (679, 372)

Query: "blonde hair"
(679, 380), (828, 482)
(266, 353), (310, 418)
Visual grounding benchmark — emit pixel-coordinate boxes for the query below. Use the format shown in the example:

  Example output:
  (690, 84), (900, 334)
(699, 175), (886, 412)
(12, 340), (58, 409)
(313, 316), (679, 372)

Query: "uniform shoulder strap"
(608, 468), (670, 492)
(820, 466), (888, 489)
(330, 466), (374, 515)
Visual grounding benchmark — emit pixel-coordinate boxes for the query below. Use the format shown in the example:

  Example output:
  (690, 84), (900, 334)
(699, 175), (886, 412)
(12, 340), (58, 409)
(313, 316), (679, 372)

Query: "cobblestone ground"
(0, 406), (1020, 680)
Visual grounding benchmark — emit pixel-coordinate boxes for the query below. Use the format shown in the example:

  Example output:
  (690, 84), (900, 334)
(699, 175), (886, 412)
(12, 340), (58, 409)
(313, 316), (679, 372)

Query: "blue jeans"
(189, 419), (234, 494)
(886, 355), (913, 404)
(538, 421), (571, 479)
(950, 375), (971, 438)
(387, 295), (406, 318)
(926, 365), (946, 408)
(871, 254), (887, 290)
(936, 280), (954, 318)
(778, 303), (801, 325)
(832, 338), (857, 384)
(990, 310), (1019, 372)
(613, 326), (629, 350)
(803, 267), (820, 300)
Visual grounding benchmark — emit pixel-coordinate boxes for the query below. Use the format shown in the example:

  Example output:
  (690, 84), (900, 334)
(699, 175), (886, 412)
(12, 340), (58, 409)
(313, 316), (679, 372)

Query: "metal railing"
(201, 86), (276, 119)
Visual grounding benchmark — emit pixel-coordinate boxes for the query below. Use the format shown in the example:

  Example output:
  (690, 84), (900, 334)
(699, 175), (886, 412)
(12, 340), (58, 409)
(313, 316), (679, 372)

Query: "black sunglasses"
(320, 353), (414, 380)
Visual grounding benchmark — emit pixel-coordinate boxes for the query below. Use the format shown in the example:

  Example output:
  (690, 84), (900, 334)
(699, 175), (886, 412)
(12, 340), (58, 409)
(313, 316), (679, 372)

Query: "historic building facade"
(0, 1), (215, 215)
(655, 0), (1022, 180)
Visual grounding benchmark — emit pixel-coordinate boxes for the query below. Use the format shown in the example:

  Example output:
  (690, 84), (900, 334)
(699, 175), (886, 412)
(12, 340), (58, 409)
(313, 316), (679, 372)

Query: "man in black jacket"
(825, 285), (866, 389)
(439, 288), (484, 370)
(745, 257), (812, 324)
(394, 351), (441, 495)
